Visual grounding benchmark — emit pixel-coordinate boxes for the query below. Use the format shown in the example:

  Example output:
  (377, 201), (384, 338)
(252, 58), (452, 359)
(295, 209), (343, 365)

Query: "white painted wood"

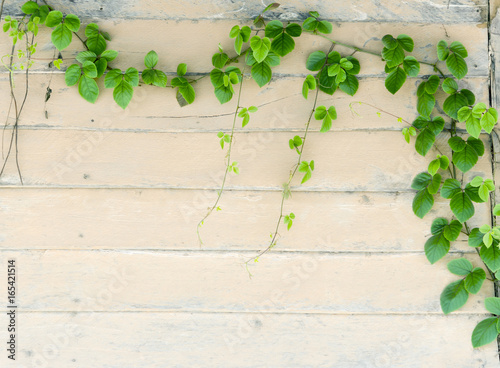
(0, 313), (496, 367)
(0, 189), (488, 251)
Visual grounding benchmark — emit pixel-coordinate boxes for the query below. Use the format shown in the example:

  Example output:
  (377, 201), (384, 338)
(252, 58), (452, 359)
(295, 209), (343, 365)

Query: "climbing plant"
(2, 0), (500, 349)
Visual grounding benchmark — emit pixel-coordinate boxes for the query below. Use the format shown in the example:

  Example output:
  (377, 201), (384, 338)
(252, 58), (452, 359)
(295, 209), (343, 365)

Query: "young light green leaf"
(78, 75), (99, 103)
(113, 80), (134, 109)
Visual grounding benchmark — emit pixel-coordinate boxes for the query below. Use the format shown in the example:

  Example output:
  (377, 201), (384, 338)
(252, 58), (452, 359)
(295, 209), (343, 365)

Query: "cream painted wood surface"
(0, 0), (499, 367)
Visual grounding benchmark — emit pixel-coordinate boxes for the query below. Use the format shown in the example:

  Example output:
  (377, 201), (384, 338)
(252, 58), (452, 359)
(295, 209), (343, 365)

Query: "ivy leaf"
(397, 34), (414, 52)
(446, 53), (468, 80)
(76, 51), (97, 64)
(144, 50), (159, 68)
(437, 40), (449, 61)
(415, 127), (435, 156)
(412, 188), (434, 219)
(385, 67), (407, 95)
(306, 51), (326, 71)
(417, 93), (436, 117)
(178, 84), (195, 105)
(264, 20), (284, 38)
(403, 56), (420, 77)
(45, 10), (63, 27)
(316, 20), (332, 34)
(51, 24), (72, 50)
(251, 62), (272, 87)
(250, 36), (271, 63)
(214, 84), (233, 104)
(481, 245), (500, 272)
(124, 67), (139, 87)
(443, 92), (469, 119)
(441, 178), (462, 199)
(447, 258), (472, 275)
(95, 59), (107, 78)
(485, 297), (500, 315)
(82, 61), (97, 78)
(471, 318), (499, 348)
(450, 192), (475, 223)
(65, 64), (81, 86)
(317, 68), (337, 95)
(382, 35), (398, 50)
(440, 280), (469, 314)
(104, 68), (123, 88)
(425, 233), (450, 264)
(64, 14), (81, 32)
(444, 220), (462, 241)
(442, 78), (458, 94)
(113, 80), (134, 109)
(452, 143), (479, 173)
(448, 136), (466, 152)
(271, 32), (295, 57)
(465, 114), (482, 139)
(469, 228), (485, 248)
(450, 41), (468, 58)
(142, 69), (167, 87)
(101, 50), (118, 62)
(285, 23), (302, 37)
(480, 108), (498, 134)
(382, 45), (405, 68)
(339, 74), (359, 96)
(78, 75), (99, 103)
(21, 1), (39, 14)
(464, 267), (486, 294)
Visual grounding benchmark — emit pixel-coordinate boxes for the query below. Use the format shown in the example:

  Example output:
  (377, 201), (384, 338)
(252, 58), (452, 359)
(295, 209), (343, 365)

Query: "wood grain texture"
(0, 130), (492, 189)
(0, 20), (489, 76)
(0, 76), (489, 132)
(0, 189), (488, 251)
(2, 0), (489, 23)
(0, 313), (497, 368)
(0, 251), (492, 313)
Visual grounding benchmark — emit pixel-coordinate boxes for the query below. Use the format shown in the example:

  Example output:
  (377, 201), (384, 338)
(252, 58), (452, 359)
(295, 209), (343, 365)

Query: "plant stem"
(196, 71), (245, 246)
(246, 87), (320, 264)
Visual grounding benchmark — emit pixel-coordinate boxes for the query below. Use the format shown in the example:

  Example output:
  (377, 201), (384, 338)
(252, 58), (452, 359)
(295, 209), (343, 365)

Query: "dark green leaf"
(450, 192), (475, 222)
(306, 51), (326, 71)
(469, 228), (485, 248)
(385, 66), (407, 95)
(415, 127), (435, 156)
(446, 53), (468, 80)
(271, 32), (295, 57)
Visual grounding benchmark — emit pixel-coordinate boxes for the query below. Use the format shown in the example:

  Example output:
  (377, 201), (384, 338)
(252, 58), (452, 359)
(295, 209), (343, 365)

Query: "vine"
(3, 0), (500, 351)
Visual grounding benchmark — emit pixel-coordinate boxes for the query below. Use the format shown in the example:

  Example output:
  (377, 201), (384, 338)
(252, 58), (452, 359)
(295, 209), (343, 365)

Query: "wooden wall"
(1, 0), (499, 366)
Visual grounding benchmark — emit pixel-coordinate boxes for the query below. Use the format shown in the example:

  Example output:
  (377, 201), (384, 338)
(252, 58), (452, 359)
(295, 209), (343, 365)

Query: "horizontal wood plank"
(2, 0), (489, 23)
(0, 251), (492, 313)
(1, 20), (488, 76)
(0, 130), (492, 189)
(0, 189), (488, 251)
(0, 312), (497, 367)
(0, 76), (489, 132)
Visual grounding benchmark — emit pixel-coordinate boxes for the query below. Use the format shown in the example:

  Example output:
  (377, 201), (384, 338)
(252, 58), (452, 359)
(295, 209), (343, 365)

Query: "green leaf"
(444, 220), (462, 241)
(64, 14), (80, 32)
(425, 233), (450, 264)
(452, 144), (479, 173)
(465, 183), (486, 203)
(464, 268), (486, 294)
(440, 280), (469, 314)
(45, 10), (63, 27)
(448, 136), (466, 152)
(447, 258), (473, 275)
(212, 52), (229, 69)
(104, 68), (123, 88)
(51, 24), (72, 50)
(467, 136), (485, 156)
(415, 128), (435, 156)
(428, 159), (440, 176)
(285, 23), (302, 37)
(441, 178), (462, 199)
(21, 1), (39, 14)
(317, 68), (337, 95)
(382, 35), (398, 50)
(306, 51), (326, 71)
(214, 84), (233, 104)
(76, 51), (97, 64)
(417, 92), (436, 117)
(442, 78), (458, 94)
(437, 40), (449, 61)
(450, 192), (475, 223)
(481, 108), (498, 134)
(250, 36), (271, 63)
(178, 84), (195, 105)
(65, 64), (81, 86)
(480, 245), (500, 272)
(177, 63), (187, 76)
(428, 173), (442, 195)
(144, 50), (159, 68)
(461, 89), (476, 105)
(385, 67), (407, 95)
(317, 20), (332, 34)
(411, 172), (432, 190)
(251, 62), (272, 87)
(271, 32), (295, 57)
(425, 75), (440, 95)
(439, 155), (450, 170)
(431, 217), (448, 235)
(443, 92), (469, 119)
(320, 115), (332, 133)
(82, 61), (97, 78)
(403, 56), (420, 77)
(302, 17), (319, 32)
(450, 41), (468, 58)
(397, 34), (414, 52)
(124, 67), (139, 87)
(101, 50), (118, 62)
(446, 53), (468, 80)
(382, 45), (405, 68)
(95, 59), (107, 78)
(113, 80), (134, 109)
(469, 228), (485, 247)
(485, 297), (500, 315)
(78, 75), (99, 103)
(339, 74), (359, 96)
(86, 33), (106, 55)
(472, 318), (499, 348)
(265, 20), (284, 38)
(346, 56), (360, 75)
(413, 188), (434, 219)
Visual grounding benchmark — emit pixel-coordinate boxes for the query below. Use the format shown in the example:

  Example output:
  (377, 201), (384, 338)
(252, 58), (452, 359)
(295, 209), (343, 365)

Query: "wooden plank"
(0, 75), (489, 132)
(0, 130), (492, 189)
(0, 20), (489, 76)
(0, 312), (497, 367)
(2, 0), (488, 23)
(0, 251), (492, 313)
(0, 189), (488, 251)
